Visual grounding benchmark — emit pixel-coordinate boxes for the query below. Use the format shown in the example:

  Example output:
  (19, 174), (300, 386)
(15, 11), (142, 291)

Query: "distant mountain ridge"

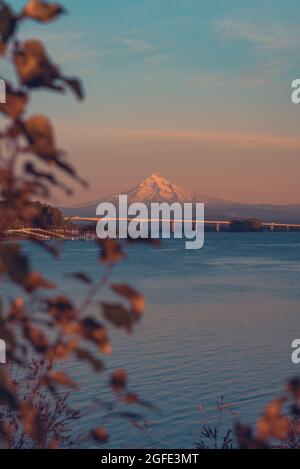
(62, 173), (300, 224)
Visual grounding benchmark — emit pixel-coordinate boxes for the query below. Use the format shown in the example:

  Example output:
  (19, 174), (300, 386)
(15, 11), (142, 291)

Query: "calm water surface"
(17, 233), (300, 447)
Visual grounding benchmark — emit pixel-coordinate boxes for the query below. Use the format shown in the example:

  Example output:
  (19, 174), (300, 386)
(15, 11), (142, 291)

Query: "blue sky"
(6, 0), (300, 204)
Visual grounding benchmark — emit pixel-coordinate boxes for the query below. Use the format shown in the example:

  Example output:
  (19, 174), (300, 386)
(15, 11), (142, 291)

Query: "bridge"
(2, 218), (300, 240)
(66, 217), (300, 233)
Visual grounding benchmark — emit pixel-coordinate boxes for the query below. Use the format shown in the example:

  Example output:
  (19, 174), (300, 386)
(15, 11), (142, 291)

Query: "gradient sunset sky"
(8, 0), (300, 205)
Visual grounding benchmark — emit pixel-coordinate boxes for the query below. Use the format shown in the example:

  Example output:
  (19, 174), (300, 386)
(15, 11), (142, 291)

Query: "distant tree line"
(0, 201), (64, 231)
(229, 218), (263, 232)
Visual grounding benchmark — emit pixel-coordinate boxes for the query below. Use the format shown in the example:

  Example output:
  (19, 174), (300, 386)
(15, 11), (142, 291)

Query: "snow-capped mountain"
(62, 173), (300, 223)
(68, 173), (224, 214)
(108, 173), (223, 205)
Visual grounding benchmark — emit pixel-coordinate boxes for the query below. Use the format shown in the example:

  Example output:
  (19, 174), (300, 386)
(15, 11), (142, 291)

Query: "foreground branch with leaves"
(0, 0), (149, 448)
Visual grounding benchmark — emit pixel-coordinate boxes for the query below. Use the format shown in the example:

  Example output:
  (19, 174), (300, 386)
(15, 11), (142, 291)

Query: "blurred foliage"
(0, 200), (64, 230)
(0, 0), (148, 448)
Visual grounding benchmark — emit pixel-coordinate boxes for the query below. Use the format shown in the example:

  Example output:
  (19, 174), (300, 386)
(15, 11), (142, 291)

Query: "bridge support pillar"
(216, 223), (220, 233)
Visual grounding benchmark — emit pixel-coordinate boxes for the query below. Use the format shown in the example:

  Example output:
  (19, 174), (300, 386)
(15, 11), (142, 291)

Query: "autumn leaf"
(0, 1), (18, 53)
(48, 434), (59, 449)
(24, 271), (55, 292)
(0, 243), (30, 285)
(111, 284), (144, 318)
(70, 272), (93, 285)
(8, 297), (24, 322)
(0, 370), (18, 410)
(98, 239), (124, 263)
(0, 81), (28, 119)
(21, 1), (67, 23)
(75, 349), (104, 372)
(102, 302), (133, 333)
(91, 428), (109, 444)
(287, 377), (300, 402)
(256, 397), (290, 441)
(23, 322), (48, 353)
(20, 401), (41, 441)
(80, 318), (111, 355)
(122, 393), (139, 405)
(45, 296), (78, 323)
(47, 338), (79, 361)
(110, 369), (127, 393)
(235, 423), (268, 449)
(45, 371), (77, 389)
(23, 115), (61, 161)
(122, 393), (159, 412)
(13, 39), (84, 99)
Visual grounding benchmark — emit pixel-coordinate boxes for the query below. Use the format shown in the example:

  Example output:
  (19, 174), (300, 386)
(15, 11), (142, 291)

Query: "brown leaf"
(235, 423), (269, 449)
(80, 318), (111, 355)
(8, 297), (24, 322)
(24, 271), (55, 292)
(122, 393), (159, 412)
(22, 1), (67, 23)
(0, 1), (18, 50)
(91, 428), (109, 444)
(48, 433), (59, 449)
(0, 81), (28, 119)
(45, 371), (77, 389)
(13, 39), (84, 99)
(111, 284), (144, 317)
(123, 393), (139, 405)
(45, 296), (78, 323)
(98, 239), (124, 263)
(287, 377), (300, 402)
(102, 302), (133, 333)
(0, 41), (5, 55)
(23, 322), (48, 353)
(52, 156), (88, 186)
(0, 243), (30, 285)
(70, 272), (92, 285)
(256, 397), (290, 441)
(20, 401), (41, 441)
(75, 349), (104, 372)
(110, 369), (127, 393)
(0, 369), (18, 410)
(47, 339), (78, 361)
(23, 115), (60, 160)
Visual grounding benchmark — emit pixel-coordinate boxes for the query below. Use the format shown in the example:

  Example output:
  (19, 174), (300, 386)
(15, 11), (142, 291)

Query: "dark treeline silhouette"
(0, 201), (64, 231)
(230, 218), (263, 233)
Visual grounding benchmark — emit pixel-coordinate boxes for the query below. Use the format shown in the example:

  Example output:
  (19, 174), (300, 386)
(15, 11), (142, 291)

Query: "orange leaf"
(102, 303), (133, 333)
(98, 239), (124, 263)
(24, 272), (55, 292)
(22, 1), (66, 23)
(46, 371), (77, 389)
(111, 284), (144, 317)
(91, 428), (109, 444)
(110, 369), (127, 393)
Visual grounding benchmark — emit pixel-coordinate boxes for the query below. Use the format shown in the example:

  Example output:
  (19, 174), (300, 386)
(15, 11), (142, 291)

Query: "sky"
(6, 0), (300, 205)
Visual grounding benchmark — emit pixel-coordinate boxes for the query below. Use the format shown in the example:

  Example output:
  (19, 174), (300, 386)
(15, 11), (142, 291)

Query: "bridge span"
(66, 217), (300, 233)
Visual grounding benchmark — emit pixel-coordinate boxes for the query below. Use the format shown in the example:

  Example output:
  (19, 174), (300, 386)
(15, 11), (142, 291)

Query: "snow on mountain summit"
(70, 173), (224, 209)
(124, 173), (193, 204)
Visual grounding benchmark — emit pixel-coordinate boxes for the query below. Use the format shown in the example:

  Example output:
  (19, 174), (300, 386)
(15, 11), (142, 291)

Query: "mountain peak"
(67, 173), (225, 210)
(144, 172), (168, 184)
(125, 173), (194, 204)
